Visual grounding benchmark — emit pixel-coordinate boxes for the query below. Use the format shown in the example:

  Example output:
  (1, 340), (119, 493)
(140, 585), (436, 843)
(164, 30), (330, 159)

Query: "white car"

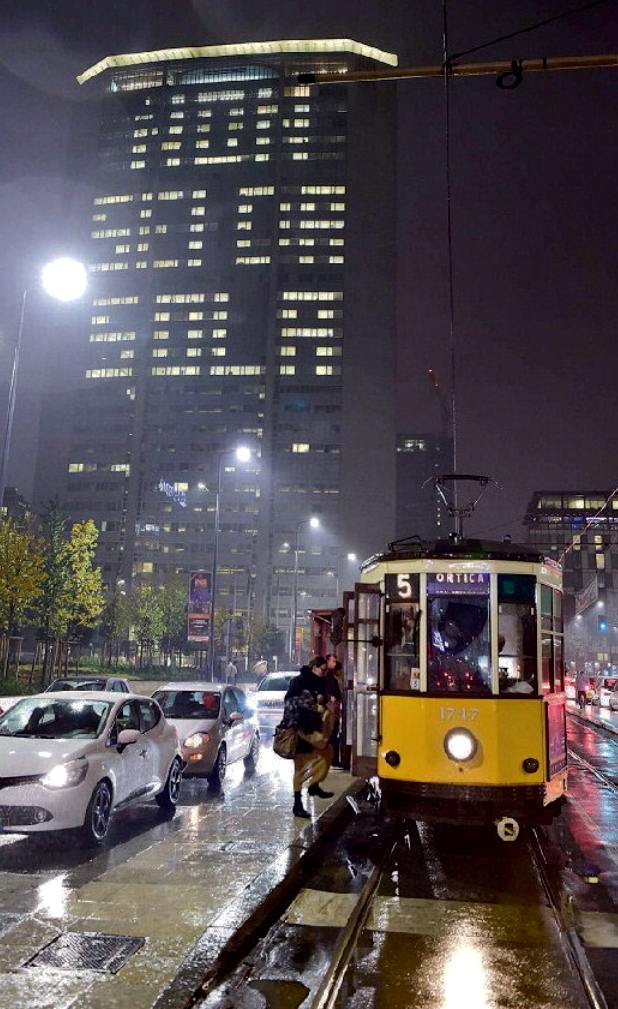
(252, 672), (296, 735)
(153, 683), (259, 788)
(0, 692), (183, 844)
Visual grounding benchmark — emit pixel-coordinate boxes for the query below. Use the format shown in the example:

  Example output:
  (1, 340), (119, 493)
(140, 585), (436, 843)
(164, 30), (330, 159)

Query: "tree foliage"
(64, 520), (105, 636)
(250, 619), (285, 660)
(159, 578), (188, 657)
(0, 520), (44, 636)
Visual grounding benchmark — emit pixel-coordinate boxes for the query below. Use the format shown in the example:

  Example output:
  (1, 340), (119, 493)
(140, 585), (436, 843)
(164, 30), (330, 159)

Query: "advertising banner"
(546, 701), (567, 777)
(188, 570), (211, 643)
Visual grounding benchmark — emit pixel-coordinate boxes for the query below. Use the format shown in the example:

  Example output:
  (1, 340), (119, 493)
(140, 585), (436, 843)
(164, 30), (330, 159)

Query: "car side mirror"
(229, 711), (244, 723)
(117, 728), (140, 751)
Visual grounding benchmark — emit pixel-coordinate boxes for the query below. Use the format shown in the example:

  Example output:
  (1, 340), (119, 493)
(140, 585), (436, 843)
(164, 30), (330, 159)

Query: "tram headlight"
(444, 728), (477, 762)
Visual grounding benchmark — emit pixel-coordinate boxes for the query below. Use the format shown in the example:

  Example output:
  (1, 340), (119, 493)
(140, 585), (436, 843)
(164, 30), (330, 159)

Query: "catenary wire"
(449, 0), (614, 62)
(442, 1), (458, 499)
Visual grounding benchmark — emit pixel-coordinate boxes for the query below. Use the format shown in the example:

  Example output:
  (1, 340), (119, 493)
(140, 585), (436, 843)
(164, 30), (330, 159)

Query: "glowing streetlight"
(290, 515), (322, 663)
(41, 257), (88, 303)
(347, 552), (358, 563)
(0, 257), (87, 510)
(208, 445), (253, 679)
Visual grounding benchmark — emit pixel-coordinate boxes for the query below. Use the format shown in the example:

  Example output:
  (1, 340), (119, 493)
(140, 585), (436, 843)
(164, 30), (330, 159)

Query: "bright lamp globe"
(235, 446), (251, 463)
(41, 257), (87, 302)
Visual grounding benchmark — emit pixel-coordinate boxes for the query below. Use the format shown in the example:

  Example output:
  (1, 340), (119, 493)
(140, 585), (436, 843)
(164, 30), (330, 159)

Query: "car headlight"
(184, 732), (209, 749)
(444, 728), (477, 762)
(40, 758), (89, 789)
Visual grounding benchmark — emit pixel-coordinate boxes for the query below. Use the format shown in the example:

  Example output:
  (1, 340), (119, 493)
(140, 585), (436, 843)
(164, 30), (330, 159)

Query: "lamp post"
(290, 515), (320, 664)
(208, 445), (252, 680)
(0, 257), (87, 510)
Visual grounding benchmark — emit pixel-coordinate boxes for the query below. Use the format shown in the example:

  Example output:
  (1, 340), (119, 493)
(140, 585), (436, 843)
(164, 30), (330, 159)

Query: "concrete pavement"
(0, 745), (353, 1009)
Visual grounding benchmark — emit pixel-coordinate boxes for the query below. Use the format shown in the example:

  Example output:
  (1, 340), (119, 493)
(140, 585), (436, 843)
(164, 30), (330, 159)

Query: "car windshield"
(47, 679), (107, 692)
(258, 675), (294, 693)
(0, 698), (112, 739)
(153, 690), (221, 719)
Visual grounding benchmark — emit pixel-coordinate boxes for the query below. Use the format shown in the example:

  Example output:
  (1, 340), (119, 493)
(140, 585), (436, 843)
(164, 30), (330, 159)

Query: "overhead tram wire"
(559, 485), (618, 562)
(442, 0), (458, 498)
(449, 0), (615, 62)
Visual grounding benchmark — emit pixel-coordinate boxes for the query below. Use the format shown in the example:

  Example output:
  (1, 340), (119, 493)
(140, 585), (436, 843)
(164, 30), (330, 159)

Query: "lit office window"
(292, 443), (310, 453)
(188, 258), (202, 267)
(279, 346), (296, 356)
(153, 259), (179, 268)
(161, 141), (181, 151)
(235, 256), (271, 265)
(158, 190), (184, 200)
(130, 160), (146, 169)
(151, 366), (202, 376)
(279, 365), (295, 376)
(187, 347), (202, 357)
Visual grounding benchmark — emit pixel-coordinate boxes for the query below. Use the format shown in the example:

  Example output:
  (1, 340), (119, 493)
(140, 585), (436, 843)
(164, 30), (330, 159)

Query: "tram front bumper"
(379, 779), (560, 825)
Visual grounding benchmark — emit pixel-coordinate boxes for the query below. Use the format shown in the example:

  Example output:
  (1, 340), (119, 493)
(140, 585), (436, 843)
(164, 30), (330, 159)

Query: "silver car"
(152, 683), (260, 788)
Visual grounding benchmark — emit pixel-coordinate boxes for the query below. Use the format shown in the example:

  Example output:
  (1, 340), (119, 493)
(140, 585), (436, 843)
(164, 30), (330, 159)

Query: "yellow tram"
(317, 534), (568, 840)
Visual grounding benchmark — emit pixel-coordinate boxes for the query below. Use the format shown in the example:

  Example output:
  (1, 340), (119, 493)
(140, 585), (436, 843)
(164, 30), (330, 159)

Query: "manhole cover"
(28, 932), (144, 973)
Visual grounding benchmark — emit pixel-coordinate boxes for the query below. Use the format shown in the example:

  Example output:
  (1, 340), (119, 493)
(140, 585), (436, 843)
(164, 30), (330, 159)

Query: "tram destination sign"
(428, 572), (489, 595)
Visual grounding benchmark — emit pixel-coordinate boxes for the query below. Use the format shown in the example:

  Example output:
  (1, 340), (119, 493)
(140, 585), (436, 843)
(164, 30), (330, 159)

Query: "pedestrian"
(283, 656), (335, 818)
(575, 668), (588, 709)
(325, 654), (343, 766)
(225, 658), (238, 685)
(252, 656), (268, 682)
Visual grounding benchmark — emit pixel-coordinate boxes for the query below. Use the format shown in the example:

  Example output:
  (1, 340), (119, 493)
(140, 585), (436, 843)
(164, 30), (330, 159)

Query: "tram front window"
(427, 574), (491, 694)
(498, 575), (537, 694)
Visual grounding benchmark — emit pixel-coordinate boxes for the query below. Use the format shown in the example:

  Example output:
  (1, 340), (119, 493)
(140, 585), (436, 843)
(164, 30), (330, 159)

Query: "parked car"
(152, 683), (259, 787)
(251, 672), (296, 735)
(0, 692), (182, 843)
(46, 676), (131, 694)
(595, 677), (618, 709)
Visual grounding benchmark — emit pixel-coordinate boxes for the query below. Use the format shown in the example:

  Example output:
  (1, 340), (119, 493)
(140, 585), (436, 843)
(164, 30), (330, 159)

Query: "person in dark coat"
(283, 656), (335, 818)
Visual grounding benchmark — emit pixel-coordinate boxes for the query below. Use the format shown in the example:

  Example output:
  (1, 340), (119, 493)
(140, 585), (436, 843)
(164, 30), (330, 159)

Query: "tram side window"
(427, 574), (491, 695)
(498, 575), (537, 695)
(541, 585), (564, 693)
(385, 574), (420, 692)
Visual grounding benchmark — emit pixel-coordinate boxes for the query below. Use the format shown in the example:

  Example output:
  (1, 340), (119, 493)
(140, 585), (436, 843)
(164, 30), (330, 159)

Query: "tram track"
(568, 746), (618, 796)
(189, 813), (602, 1009)
(529, 827), (609, 1009)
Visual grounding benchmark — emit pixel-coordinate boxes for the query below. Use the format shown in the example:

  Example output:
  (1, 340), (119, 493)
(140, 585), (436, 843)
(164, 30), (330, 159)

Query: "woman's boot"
(293, 791), (310, 818)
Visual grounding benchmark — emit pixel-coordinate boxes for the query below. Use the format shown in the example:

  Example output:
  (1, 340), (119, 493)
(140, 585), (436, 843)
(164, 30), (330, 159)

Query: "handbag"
(273, 724), (297, 759)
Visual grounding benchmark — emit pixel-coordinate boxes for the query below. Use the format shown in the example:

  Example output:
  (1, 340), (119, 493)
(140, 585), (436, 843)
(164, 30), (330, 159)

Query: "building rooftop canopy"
(77, 37), (398, 85)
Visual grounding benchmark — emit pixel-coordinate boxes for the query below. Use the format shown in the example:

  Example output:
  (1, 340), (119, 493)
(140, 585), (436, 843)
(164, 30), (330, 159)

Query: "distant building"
(395, 434), (452, 541)
(60, 39), (398, 644)
(1, 486), (32, 528)
(524, 490), (618, 665)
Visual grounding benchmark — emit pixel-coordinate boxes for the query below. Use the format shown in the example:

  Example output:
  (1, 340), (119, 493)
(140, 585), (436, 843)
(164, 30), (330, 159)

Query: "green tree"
(0, 520), (44, 676)
(159, 578), (188, 665)
(36, 502), (71, 683)
(64, 520), (105, 639)
(130, 585), (164, 668)
(250, 619), (285, 661)
(100, 588), (131, 665)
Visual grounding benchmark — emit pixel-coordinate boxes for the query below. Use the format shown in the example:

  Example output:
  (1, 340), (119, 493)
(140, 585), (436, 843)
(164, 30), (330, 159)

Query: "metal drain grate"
(28, 932), (145, 973)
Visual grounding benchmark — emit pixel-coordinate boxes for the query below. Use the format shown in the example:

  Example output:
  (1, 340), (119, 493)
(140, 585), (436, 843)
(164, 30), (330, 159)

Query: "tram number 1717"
(440, 706), (479, 722)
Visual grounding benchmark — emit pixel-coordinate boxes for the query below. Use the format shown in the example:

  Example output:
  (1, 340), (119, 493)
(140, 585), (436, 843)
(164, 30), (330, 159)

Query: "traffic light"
(597, 615), (608, 633)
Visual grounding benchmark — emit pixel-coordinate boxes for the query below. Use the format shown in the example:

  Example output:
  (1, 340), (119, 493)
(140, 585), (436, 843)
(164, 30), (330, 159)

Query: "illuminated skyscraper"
(63, 39), (398, 639)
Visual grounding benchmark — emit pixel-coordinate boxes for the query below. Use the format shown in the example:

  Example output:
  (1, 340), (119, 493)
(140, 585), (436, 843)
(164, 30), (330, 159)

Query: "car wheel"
(207, 745), (227, 789)
(156, 757), (183, 810)
(244, 734), (260, 770)
(82, 780), (112, 845)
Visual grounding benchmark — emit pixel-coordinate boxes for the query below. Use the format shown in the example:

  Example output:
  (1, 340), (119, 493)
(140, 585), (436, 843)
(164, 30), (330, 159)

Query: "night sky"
(1, 0), (617, 540)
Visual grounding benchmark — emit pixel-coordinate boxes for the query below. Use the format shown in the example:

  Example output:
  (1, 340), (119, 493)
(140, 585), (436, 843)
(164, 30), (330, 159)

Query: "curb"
(567, 707), (618, 738)
(153, 779), (366, 1009)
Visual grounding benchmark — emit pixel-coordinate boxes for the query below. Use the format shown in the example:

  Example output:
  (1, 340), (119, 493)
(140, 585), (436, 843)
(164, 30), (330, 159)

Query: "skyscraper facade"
(64, 39), (398, 645)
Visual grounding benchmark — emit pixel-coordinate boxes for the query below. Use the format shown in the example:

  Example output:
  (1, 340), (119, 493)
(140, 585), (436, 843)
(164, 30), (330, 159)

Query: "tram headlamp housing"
(384, 750), (401, 767)
(444, 728), (477, 762)
(522, 757), (539, 774)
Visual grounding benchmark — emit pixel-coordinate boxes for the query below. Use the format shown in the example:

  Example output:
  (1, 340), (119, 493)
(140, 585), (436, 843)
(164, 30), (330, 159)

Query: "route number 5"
(396, 574), (413, 599)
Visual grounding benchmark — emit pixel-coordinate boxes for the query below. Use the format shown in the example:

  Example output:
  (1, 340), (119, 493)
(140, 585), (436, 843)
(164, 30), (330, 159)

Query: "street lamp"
(290, 515), (320, 664)
(0, 257), (87, 510)
(208, 445), (253, 680)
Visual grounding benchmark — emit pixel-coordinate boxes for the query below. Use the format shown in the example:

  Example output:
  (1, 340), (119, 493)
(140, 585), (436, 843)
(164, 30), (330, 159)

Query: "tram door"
(349, 584), (381, 778)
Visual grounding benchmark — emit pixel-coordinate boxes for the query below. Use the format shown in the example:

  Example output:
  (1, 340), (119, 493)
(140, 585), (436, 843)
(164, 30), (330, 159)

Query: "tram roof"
(362, 536), (552, 569)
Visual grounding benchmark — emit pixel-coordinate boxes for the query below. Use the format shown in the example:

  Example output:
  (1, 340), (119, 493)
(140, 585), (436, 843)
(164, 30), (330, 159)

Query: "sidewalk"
(566, 699), (618, 737)
(0, 752), (355, 1009)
